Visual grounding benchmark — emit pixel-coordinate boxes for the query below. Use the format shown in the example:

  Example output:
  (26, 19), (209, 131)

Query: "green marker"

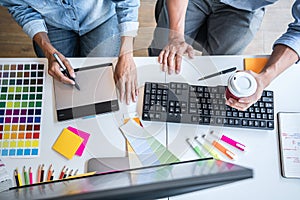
(186, 138), (204, 158)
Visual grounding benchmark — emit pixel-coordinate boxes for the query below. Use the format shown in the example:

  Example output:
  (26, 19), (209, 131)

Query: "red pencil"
(59, 166), (65, 179)
(29, 167), (33, 184)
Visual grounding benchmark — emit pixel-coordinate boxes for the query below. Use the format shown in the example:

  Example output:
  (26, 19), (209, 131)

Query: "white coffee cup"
(225, 71), (257, 100)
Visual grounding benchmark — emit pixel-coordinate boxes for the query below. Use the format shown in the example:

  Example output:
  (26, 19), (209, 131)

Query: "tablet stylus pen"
(198, 67), (237, 81)
(53, 53), (80, 90)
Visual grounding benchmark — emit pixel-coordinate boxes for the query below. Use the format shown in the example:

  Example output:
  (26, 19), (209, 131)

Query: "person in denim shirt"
(227, 0), (300, 110)
(149, 0), (278, 74)
(0, 0), (140, 104)
(150, 0), (300, 111)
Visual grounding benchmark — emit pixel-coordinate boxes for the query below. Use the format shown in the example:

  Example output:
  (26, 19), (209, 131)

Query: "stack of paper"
(0, 159), (12, 192)
(52, 126), (90, 159)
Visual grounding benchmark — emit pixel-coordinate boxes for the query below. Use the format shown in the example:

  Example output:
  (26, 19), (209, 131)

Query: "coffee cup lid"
(228, 72), (257, 97)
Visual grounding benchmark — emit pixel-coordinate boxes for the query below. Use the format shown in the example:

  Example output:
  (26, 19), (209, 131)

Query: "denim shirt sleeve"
(274, 0), (300, 59)
(0, 0), (47, 39)
(112, 0), (140, 37)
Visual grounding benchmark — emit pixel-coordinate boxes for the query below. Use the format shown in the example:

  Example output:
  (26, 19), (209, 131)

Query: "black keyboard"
(142, 82), (274, 130)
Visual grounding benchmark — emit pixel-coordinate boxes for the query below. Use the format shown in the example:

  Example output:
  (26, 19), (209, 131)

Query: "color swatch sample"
(120, 119), (179, 167)
(0, 63), (45, 157)
(52, 128), (83, 160)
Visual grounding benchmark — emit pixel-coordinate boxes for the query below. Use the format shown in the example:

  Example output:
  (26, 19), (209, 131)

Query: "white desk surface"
(1, 56), (300, 199)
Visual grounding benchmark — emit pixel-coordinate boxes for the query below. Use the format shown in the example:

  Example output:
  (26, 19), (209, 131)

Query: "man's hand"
(225, 70), (266, 111)
(33, 32), (75, 85)
(114, 53), (138, 105)
(158, 37), (194, 74)
(47, 52), (75, 85)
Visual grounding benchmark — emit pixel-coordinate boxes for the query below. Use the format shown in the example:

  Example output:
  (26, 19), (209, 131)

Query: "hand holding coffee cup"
(225, 71), (257, 100)
(225, 71), (261, 111)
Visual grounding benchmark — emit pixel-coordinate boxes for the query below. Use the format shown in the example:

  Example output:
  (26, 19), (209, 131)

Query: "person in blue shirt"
(0, 0), (140, 104)
(149, 0), (278, 73)
(149, 0), (300, 111)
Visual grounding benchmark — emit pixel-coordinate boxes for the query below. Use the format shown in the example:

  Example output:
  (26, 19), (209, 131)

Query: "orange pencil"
(37, 165), (41, 183)
(47, 164), (52, 181)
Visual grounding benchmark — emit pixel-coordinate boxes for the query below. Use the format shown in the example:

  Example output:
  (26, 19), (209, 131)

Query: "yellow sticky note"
(244, 57), (268, 73)
(52, 128), (83, 160)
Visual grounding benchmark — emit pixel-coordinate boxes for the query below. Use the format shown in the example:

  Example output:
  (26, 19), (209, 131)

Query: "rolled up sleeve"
(274, 0), (300, 59)
(0, 0), (47, 39)
(112, 0), (140, 37)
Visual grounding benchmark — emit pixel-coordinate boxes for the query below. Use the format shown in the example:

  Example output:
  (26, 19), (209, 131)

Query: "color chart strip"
(0, 63), (45, 157)
(120, 119), (179, 166)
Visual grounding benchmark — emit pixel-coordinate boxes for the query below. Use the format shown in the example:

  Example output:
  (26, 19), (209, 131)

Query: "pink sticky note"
(67, 126), (90, 156)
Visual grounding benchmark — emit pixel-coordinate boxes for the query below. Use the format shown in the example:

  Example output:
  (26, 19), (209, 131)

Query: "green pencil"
(23, 166), (29, 185)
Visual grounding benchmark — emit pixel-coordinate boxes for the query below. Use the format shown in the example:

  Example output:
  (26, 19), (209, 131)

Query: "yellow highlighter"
(194, 136), (221, 160)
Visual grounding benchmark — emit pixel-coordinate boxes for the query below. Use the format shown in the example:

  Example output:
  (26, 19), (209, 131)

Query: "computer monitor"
(0, 158), (253, 200)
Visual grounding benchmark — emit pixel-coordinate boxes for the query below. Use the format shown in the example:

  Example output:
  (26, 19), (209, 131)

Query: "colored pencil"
(63, 168), (68, 179)
(59, 166), (66, 179)
(40, 164), (44, 182)
(47, 164), (52, 181)
(50, 170), (54, 181)
(68, 169), (73, 177)
(14, 169), (20, 187)
(37, 165), (41, 183)
(23, 166), (29, 185)
(73, 169), (78, 176)
(29, 167), (33, 184)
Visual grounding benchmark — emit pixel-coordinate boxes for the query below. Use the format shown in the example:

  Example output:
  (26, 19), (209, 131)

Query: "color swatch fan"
(0, 61), (46, 157)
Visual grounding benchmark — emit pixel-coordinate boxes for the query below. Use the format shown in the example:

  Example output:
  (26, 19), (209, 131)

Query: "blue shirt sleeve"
(274, 0), (300, 59)
(0, 0), (47, 39)
(112, 0), (140, 37)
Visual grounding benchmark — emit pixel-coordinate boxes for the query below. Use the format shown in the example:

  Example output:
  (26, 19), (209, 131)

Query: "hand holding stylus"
(53, 53), (80, 90)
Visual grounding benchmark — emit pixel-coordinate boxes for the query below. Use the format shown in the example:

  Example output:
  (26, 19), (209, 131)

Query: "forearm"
(260, 44), (299, 88)
(166, 0), (188, 40)
(119, 36), (134, 57)
(33, 32), (56, 58)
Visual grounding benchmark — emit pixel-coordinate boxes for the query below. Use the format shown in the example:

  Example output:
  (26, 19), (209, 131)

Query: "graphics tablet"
(53, 63), (119, 121)
(1, 158), (253, 200)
